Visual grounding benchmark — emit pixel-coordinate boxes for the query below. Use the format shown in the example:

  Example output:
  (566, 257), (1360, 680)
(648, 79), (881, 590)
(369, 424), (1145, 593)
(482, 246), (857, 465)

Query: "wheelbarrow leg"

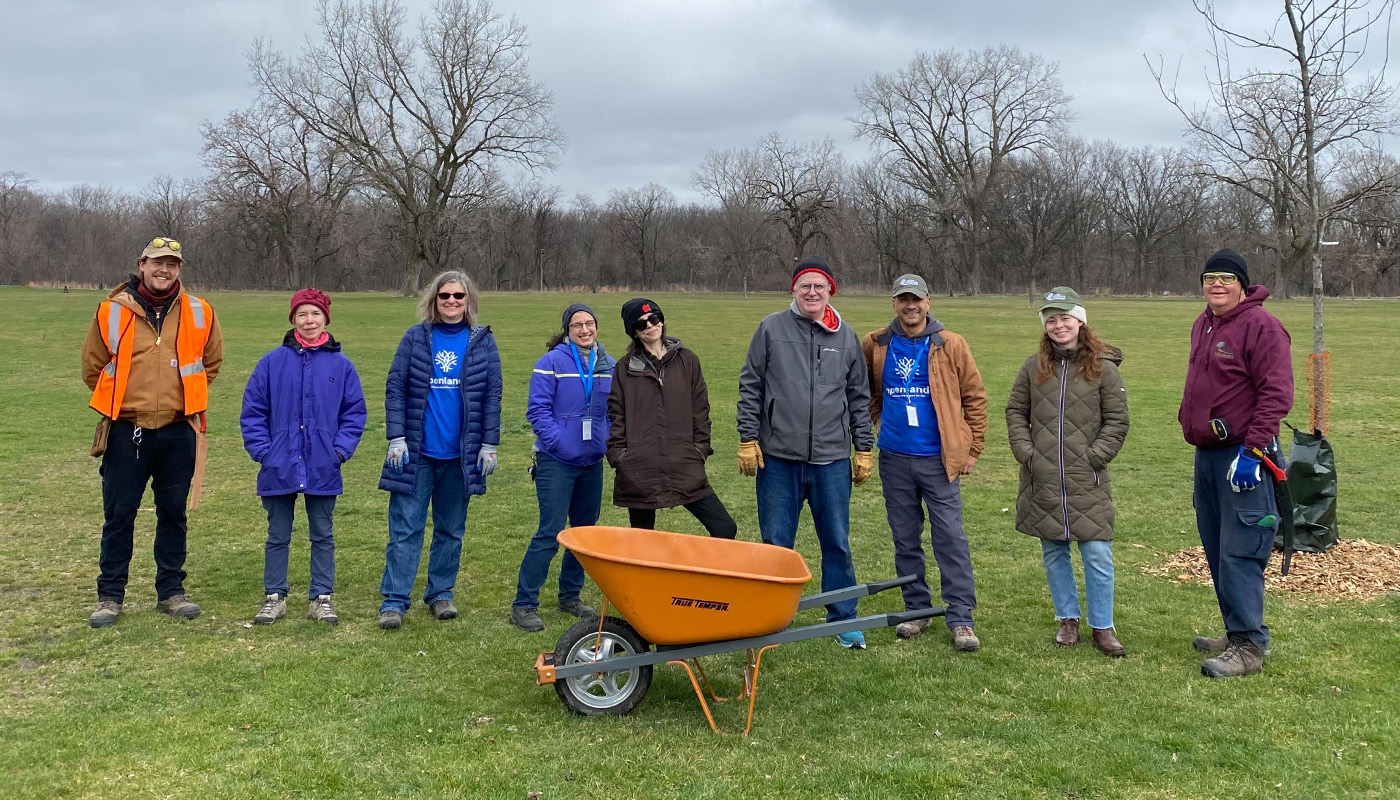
(665, 659), (721, 733)
(690, 659), (728, 702)
(743, 645), (780, 737)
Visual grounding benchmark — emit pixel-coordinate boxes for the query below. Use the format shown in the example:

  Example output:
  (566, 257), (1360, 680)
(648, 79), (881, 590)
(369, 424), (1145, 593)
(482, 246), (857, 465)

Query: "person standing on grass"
(607, 298), (738, 538)
(240, 288), (367, 627)
(82, 236), (223, 628)
(1006, 287), (1130, 657)
(509, 304), (612, 632)
(376, 271), (502, 630)
(736, 256), (874, 650)
(861, 274), (988, 652)
(1180, 250), (1293, 678)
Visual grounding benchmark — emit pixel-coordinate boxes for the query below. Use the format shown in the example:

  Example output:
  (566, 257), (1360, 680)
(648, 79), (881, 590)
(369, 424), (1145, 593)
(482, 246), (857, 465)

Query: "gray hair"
(417, 270), (480, 325)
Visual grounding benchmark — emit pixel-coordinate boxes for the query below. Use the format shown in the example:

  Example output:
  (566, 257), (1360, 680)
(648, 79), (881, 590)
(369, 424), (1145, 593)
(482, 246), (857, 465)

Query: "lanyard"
(902, 337), (930, 405)
(569, 342), (596, 407)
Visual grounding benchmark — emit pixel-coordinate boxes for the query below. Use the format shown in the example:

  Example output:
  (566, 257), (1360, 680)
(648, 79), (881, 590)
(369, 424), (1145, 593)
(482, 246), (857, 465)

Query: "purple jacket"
(241, 331), (368, 496)
(1179, 286), (1293, 451)
(528, 341), (615, 466)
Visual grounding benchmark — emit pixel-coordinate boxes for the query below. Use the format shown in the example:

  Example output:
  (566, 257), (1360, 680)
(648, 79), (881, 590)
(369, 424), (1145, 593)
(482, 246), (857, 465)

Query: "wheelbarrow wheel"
(553, 616), (652, 717)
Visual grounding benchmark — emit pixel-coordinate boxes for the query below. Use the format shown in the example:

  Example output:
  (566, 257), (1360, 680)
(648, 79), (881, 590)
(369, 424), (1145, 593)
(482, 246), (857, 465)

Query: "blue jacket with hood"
(527, 341), (615, 466)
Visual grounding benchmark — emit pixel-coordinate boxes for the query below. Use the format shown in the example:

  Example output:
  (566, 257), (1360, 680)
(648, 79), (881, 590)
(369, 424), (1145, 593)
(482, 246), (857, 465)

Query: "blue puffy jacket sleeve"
(336, 359), (368, 461)
(526, 350), (562, 452)
(385, 329), (413, 441)
(240, 354), (273, 463)
(482, 329), (503, 447)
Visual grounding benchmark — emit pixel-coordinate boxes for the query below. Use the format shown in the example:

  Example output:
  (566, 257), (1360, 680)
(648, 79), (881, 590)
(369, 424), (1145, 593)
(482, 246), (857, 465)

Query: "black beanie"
(791, 255), (837, 294)
(1203, 249), (1250, 289)
(561, 303), (596, 332)
(620, 297), (663, 338)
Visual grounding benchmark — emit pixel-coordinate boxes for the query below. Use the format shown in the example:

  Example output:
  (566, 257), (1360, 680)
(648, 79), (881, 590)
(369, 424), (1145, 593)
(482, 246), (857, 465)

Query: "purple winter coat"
(241, 331), (368, 496)
(1179, 286), (1294, 451)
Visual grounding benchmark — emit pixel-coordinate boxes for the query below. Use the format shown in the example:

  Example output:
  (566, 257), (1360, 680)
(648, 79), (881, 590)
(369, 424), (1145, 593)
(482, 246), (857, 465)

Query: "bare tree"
(140, 175), (202, 240)
(692, 146), (770, 294)
(855, 45), (1074, 294)
(1153, 0), (1399, 426)
(1099, 144), (1205, 292)
(749, 133), (842, 265)
(990, 150), (1078, 305)
(251, 0), (564, 294)
(0, 172), (38, 284)
(608, 184), (675, 289)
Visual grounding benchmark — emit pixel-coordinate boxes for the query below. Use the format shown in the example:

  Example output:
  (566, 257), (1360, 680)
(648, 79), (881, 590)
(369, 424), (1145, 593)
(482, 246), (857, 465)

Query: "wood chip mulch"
(1142, 539), (1400, 602)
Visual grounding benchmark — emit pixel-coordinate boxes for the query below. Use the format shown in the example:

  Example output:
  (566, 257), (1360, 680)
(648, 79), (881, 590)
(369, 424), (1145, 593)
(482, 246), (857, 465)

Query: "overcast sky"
(1, 0), (1385, 203)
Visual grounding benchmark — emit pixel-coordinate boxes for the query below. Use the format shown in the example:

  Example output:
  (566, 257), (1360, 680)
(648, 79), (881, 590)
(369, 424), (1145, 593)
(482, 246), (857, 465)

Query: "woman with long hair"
(376, 271), (502, 630)
(607, 298), (737, 538)
(509, 304), (613, 632)
(1006, 287), (1130, 656)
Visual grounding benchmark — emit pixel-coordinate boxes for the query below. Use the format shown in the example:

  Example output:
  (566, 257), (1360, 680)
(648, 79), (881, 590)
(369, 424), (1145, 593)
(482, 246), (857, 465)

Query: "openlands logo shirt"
(423, 325), (469, 458)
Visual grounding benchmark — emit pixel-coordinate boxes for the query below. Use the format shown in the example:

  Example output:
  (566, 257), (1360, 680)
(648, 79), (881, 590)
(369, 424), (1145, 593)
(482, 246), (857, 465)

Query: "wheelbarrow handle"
(885, 608), (947, 626)
(796, 574), (918, 611)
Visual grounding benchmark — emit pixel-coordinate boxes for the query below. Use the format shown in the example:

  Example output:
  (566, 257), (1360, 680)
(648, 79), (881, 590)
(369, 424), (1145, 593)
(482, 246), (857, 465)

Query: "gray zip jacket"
(736, 301), (874, 463)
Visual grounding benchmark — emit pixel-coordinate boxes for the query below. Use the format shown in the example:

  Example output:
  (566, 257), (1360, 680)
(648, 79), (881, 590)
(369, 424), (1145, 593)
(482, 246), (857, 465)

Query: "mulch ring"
(1142, 539), (1400, 603)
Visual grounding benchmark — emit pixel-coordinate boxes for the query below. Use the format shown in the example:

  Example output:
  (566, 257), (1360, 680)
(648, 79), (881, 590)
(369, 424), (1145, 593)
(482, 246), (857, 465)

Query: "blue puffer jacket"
(379, 321), (502, 496)
(240, 331), (368, 496)
(527, 341), (615, 466)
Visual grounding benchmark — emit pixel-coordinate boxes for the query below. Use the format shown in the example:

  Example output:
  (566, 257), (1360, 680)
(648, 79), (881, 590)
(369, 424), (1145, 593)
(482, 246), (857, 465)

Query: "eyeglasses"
(149, 237), (181, 252)
(634, 314), (662, 332)
(568, 320), (597, 331)
(437, 291), (467, 300)
(1202, 273), (1239, 286)
(796, 282), (830, 294)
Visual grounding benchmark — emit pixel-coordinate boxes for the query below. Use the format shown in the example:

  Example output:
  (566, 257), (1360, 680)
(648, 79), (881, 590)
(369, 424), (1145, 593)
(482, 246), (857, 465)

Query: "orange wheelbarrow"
(533, 526), (944, 734)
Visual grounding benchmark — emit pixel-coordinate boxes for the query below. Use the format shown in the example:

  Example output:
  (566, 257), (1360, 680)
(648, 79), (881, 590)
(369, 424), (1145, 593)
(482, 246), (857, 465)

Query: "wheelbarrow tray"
(557, 526), (812, 646)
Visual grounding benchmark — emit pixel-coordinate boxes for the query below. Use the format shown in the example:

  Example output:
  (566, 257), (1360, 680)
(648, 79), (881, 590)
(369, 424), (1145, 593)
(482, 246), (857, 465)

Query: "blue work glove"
(477, 444), (498, 476)
(1226, 446), (1262, 492)
(385, 437), (409, 473)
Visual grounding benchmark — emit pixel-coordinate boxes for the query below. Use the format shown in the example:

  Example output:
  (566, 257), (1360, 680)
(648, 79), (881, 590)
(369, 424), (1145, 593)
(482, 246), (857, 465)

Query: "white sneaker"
(253, 593), (285, 625)
(307, 594), (339, 625)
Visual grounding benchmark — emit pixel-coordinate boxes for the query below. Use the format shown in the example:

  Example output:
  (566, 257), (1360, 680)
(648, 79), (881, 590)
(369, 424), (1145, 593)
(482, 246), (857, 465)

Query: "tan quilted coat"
(1005, 346), (1129, 542)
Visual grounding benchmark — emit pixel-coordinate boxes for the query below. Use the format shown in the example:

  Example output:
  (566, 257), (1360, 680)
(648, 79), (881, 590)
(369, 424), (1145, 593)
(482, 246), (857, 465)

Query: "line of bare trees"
(2, 0), (1397, 299)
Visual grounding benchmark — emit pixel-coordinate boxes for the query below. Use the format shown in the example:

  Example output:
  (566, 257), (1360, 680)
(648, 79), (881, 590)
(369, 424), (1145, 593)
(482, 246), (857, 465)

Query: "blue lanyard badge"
(902, 338), (929, 427)
(569, 342), (597, 440)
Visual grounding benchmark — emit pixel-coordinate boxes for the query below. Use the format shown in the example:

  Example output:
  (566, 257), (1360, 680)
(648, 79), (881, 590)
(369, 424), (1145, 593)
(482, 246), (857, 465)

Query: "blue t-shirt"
(877, 333), (941, 457)
(422, 321), (470, 459)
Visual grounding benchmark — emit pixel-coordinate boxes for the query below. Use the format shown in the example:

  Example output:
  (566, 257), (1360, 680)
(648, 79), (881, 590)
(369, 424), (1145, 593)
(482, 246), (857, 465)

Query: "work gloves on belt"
(1227, 446), (1262, 492)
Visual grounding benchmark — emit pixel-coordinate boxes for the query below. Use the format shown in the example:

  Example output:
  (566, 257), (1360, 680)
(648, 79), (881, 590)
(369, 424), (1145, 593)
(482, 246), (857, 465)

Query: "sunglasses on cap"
(437, 291), (467, 300)
(634, 313), (662, 332)
(149, 237), (182, 252)
(1201, 273), (1240, 286)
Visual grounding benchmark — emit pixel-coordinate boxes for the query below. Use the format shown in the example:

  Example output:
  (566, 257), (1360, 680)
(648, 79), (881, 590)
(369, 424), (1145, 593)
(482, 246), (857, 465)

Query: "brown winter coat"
(1005, 345), (1129, 542)
(606, 338), (716, 509)
(861, 320), (988, 481)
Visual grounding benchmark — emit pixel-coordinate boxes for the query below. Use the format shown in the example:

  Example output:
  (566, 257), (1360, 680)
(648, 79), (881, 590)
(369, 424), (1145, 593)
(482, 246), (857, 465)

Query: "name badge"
(582, 419), (593, 441)
(906, 404), (919, 427)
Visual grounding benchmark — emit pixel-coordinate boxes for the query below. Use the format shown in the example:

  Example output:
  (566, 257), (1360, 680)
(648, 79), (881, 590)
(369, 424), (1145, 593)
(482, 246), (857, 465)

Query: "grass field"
(1, 285), (1398, 799)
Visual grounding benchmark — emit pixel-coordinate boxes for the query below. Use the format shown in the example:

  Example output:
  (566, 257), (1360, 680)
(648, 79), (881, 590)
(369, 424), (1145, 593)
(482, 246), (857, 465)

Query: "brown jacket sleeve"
(81, 313), (108, 391)
(688, 350), (713, 458)
(202, 309), (224, 385)
(606, 362), (627, 467)
(946, 333), (988, 457)
(860, 331), (882, 430)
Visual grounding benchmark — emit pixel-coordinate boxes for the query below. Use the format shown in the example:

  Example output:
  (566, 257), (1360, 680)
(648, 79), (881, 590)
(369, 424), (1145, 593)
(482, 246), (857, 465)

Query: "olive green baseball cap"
(1038, 286), (1083, 314)
(891, 274), (930, 299)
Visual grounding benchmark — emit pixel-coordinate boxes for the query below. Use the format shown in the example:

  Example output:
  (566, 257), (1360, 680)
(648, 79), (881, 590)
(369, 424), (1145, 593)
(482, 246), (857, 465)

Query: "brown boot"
(1054, 618), (1079, 647)
(1194, 633), (1269, 657)
(1200, 637), (1265, 678)
(1092, 627), (1126, 658)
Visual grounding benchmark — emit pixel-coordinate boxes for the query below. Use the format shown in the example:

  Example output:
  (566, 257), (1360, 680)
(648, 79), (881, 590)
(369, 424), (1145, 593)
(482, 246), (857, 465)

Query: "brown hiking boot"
(1054, 618), (1079, 647)
(896, 617), (932, 640)
(1092, 627), (1126, 658)
(952, 625), (980, 652)
(89, 598), (123, 628)
(1194, 633), (1269, 657)
(429, 599), (458, 620)
(157, 594), (202, 620)
(1200, 637), (1265, 678)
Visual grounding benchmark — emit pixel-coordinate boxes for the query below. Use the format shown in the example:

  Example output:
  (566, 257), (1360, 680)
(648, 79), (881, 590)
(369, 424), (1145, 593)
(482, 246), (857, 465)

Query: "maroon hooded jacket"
(1179, 285), (1294, 451)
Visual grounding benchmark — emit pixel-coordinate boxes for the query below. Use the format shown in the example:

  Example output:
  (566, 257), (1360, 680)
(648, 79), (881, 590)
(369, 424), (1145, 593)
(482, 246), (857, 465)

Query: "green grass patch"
(1, 286), (1397, 799)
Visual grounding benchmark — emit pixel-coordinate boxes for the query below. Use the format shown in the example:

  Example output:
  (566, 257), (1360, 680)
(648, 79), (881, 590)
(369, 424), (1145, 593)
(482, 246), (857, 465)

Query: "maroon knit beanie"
(289, 288), (331, 324)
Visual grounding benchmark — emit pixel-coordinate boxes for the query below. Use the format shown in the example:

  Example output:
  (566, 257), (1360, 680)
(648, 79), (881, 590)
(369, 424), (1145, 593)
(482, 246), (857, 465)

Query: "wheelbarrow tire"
(553, 616), (653, 717)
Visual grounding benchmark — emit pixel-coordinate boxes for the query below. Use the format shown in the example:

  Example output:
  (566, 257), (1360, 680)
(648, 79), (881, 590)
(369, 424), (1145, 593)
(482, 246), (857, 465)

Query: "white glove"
(477, 444), (498, 476)
(386, 437), (409, 472)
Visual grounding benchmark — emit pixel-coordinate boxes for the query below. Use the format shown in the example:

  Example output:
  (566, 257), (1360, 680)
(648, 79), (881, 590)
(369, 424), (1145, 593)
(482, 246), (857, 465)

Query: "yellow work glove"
(737, 440), (764, 476)
(852, 450), (874, 486)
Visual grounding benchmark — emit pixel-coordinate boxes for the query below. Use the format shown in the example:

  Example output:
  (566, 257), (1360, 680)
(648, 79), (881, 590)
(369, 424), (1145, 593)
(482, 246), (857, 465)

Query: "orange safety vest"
(88, 292), (212, 419)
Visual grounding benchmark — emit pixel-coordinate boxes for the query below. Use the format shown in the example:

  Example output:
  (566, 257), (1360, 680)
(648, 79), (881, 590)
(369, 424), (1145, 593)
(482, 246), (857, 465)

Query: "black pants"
(98, 420), (196, 601)
(627, 494), (737, 539)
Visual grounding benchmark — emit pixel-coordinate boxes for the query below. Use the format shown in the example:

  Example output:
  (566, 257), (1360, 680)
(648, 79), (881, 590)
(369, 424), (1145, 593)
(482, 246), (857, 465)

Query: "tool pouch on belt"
(90, 417), (112, 458)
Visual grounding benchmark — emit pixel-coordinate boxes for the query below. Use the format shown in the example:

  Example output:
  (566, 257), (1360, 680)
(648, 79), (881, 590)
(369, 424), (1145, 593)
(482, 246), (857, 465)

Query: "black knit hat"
(620, 297), (663, 338)
(791, 255), (837, 295)
(561, 303), (596, 332)
(1203, 249), (1250, 289)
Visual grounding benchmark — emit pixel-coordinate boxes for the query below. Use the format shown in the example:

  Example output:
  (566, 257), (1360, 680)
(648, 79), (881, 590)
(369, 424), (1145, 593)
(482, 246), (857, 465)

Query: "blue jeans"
(263, 493), (337, 599)
(380, 457), (468, 614)
(513, 453), (601, 609)
(756, 455), (858, 622)
(1041, 539), (1115, 630)
(1195, 446), (1275, 650)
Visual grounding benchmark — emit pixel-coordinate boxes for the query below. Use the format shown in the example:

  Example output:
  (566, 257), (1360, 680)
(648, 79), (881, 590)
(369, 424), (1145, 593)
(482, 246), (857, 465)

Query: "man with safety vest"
(81, 237), (224, 628)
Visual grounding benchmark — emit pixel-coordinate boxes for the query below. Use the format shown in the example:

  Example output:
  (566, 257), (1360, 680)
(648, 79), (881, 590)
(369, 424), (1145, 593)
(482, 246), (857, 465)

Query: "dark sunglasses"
(437, 291), (467, 300)
(634, 314), (663, 332)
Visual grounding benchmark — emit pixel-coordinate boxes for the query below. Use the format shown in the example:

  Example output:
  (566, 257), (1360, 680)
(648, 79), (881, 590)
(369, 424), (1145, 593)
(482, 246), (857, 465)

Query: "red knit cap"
(289, 287), (331, 324)
(790, 255), (837, 295)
